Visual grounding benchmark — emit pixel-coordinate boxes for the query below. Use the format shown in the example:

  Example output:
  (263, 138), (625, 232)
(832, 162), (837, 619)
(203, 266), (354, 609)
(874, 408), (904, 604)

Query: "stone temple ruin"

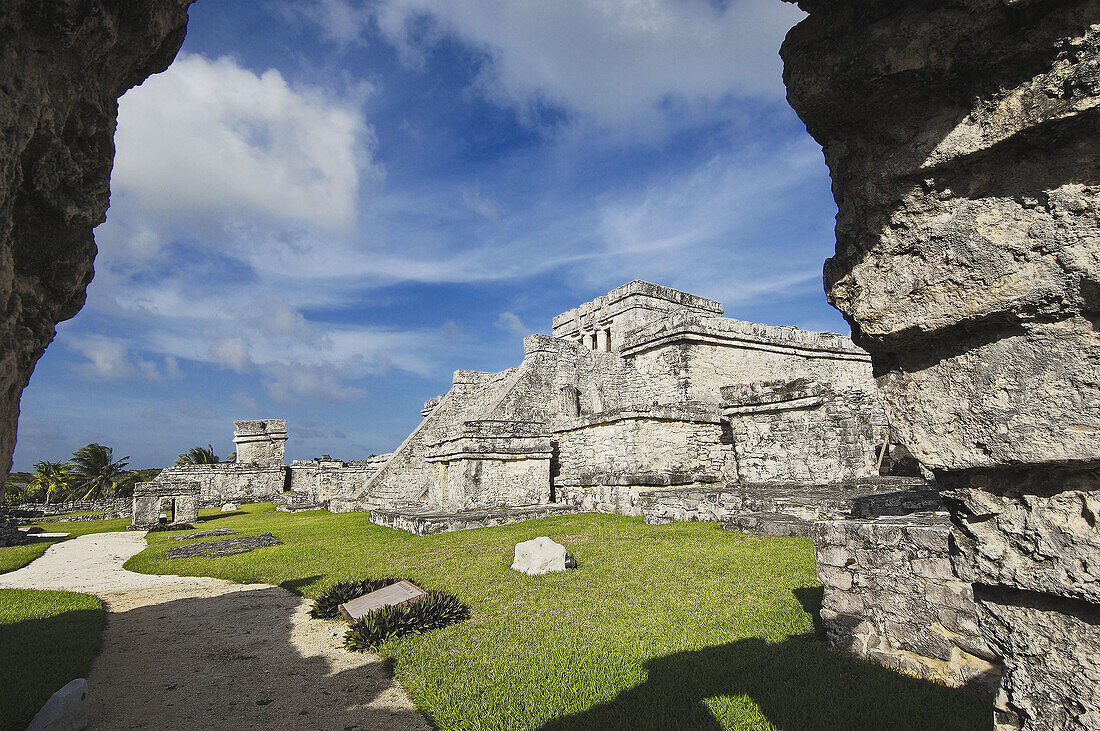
(156, 281), (987, 687)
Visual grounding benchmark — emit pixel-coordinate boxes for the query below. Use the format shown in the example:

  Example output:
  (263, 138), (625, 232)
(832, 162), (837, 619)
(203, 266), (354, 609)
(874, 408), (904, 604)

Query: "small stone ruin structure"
(131, 481), (199, 529)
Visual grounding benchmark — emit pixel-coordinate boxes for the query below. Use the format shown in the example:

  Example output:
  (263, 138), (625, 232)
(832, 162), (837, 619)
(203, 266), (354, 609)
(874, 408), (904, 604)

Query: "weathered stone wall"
(553, 404), (730, 481)
(622, 314), (876, 404)
(782, 3), (1100, 727)
(286, 455), (389, 505)
(812, 514), (999, 689)
(3, 498), (131, 517)
(722, 380), (884, 484)
(132, 481), (198, 528)
(0, 1), (193, 500)
(426, 420), (551, 510)
(233, 419), (287, 468)
(552, 279), (723, 351)
(153, 464), (285, 505)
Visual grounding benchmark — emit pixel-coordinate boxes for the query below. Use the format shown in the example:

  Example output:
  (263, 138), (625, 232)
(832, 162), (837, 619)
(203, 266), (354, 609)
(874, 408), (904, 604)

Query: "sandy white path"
(1, 532), (429, 730)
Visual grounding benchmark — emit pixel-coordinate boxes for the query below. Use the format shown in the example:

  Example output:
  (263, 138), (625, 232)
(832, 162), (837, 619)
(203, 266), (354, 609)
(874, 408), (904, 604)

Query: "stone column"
(583, 331), (596, 350)
(596, 327), (610, 352)
(783, 3), (1100, 729)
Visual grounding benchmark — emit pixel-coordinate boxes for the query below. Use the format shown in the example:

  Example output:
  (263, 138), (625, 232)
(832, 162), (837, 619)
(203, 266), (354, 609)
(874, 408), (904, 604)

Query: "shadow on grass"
(197, 511), (245, 522)
(539, 587), (990, 731)
(0, 601), (105, 731)
(279, 574), (324, 595)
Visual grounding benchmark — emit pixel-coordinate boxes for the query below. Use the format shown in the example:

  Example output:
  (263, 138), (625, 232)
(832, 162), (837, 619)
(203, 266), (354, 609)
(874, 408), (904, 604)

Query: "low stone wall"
(812, 514), (999, 690)
(721, 380), (884, 484)
(369, 503), (580, 536)
(154, 464), (285, 504)
(638, 477), (937, 526)
(3, 498), (131, 517)
(17, 509), (130, 524)
(555, 472), (722, 516)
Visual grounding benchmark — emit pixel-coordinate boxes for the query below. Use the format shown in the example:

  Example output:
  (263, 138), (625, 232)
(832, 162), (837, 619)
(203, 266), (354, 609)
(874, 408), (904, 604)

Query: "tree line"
(4, 443), (231, 504)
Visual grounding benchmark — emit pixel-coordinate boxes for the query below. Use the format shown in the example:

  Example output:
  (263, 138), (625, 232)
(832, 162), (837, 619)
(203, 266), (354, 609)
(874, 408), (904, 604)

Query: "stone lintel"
(556, 471), (722, 487)
(551, 403), (720, 433)
(722, 395), (826, 417)
(134, 481), (200, 498)
(619, 314), (869, 360)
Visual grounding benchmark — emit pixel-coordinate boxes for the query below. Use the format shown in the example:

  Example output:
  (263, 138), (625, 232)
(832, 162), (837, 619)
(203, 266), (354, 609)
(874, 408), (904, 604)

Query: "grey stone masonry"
(812, 514), (999, 690)
(783, 4), (1100, 727)
(552, 280), (723, 352)
(368, 503), (580, 536)
(233, 419), (288, 467)
(132, 481), (199, 529)
(721, 379), (884, 484)
(153, 464), (285, 505)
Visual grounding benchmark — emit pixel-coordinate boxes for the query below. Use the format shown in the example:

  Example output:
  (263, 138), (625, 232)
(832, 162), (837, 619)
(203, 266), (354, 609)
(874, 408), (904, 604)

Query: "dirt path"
(0, 532), (429, 730)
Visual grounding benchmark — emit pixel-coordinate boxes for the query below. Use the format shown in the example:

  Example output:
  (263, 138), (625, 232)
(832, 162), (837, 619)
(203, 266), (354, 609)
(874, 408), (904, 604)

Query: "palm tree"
(175, 445), (218, 466)
(68, 443), (130, 500)
(28, 461), (70, 504)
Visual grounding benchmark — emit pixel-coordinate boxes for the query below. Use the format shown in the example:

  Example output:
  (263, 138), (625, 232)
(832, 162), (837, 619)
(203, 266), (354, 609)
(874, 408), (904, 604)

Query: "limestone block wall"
(3, 498), (132, 517)
(812, 514), (999, 690)
(153, 464), (285, 505)
(782, 3), (1100, 726)
(426, 420), (552, 510)
(722, 381), (883, 484)
(553, 404), (730, 479)
(622, 314), (876, 404)
(233, 419), (287, 467)
(286, 455), (390, 505)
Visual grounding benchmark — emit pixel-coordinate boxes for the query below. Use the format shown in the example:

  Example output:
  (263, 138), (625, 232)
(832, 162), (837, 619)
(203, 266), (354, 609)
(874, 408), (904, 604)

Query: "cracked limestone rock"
(511, 536), (567, 576)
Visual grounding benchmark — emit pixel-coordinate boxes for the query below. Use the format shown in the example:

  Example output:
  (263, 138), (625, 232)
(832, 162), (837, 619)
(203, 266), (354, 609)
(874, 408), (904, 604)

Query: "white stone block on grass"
(512, 536), (566, 576)
(27, 677), (87, 731)
(220, 503), (237, 512)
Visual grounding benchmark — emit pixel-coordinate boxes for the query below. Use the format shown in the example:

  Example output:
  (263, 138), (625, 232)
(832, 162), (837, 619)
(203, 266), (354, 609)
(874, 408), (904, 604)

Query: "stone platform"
(369, 504), (581, 536)
(640, 477), (939, 536)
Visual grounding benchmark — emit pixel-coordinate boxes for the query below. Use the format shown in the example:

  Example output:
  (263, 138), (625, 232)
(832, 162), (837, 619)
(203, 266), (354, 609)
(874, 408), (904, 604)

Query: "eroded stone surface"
(0, 0), (193, 499)
(165, 532), (281, 560)
(782, 3), (1100, 727)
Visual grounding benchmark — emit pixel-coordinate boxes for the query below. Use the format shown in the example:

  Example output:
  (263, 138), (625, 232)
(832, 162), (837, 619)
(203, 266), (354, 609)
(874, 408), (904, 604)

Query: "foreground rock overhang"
(0, 1), (194, 498)
(782, 1), (1100, 728)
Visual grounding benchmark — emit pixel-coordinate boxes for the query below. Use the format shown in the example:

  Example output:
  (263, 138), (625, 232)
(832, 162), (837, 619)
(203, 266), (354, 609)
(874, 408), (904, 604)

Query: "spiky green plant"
(309, 577), (404, 619)
(343, 591), (470, 652)
(67, 444), (130, 500)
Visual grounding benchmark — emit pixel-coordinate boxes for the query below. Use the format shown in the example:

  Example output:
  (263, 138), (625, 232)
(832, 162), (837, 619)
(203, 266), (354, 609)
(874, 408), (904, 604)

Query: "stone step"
(721, 512), (812, 538)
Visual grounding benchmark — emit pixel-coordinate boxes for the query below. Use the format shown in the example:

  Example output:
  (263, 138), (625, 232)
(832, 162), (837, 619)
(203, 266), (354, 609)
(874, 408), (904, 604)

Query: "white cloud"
(208, 336), (253, 372)
(372, 0), (804, 127)
(496, 312), (529, 337)
(263, 363), (368, 404)
(284, 0), (374, 46)
(113, 53), (376, 231)
(68, 337), (162, 380)
(175, 396), (219, 420)
(230, 392), (262, 415)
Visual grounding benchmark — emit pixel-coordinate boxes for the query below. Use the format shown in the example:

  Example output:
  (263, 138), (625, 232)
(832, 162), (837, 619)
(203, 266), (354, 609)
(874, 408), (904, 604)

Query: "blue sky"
(14, 0), (845, 470)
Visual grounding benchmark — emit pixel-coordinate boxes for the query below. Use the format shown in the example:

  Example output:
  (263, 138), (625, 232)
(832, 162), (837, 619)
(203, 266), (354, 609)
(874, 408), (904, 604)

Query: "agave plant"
(343, 591), (470, 652)
(309, 577), (404, 619)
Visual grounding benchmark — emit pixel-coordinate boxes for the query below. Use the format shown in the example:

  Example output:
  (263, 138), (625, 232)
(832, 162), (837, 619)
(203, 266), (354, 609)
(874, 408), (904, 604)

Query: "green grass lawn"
(0, 589), (106, 731)
(0, 516), (132, 574)
(123, 504), (989, 730)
